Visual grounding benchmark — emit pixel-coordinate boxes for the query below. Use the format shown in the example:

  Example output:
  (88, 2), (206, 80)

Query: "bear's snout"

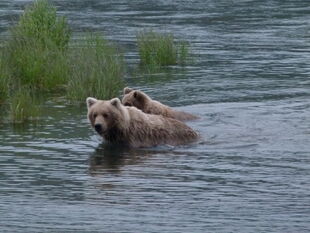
(94, 123), (103, 134)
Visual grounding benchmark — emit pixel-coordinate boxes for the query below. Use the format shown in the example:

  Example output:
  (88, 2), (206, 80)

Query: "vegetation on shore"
(0, 55), (10, 104)
(137, 30), (189, 67)
(0, 0), (124, 122)
(7, 0), (71, 90)
(67, 34), (124, 102)
(0, 0), (191, 123)
(9, 88), (40, 123)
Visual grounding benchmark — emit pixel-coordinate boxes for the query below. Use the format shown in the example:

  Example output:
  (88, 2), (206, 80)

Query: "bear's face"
(86, 97), (127, 136)
(122, 87), (148, 111)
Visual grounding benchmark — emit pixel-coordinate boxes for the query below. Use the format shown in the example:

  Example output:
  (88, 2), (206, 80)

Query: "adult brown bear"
(87, 97), (198, 148)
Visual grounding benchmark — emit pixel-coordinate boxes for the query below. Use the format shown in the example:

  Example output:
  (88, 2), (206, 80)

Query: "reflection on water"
(1, 0), (310, 232)
(89, 144), (150, 174)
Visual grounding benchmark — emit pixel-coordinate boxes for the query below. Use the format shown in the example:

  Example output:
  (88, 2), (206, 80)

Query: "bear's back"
(126, 107), (198, 147)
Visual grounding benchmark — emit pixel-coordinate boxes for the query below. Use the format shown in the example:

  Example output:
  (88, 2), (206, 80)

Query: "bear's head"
(122, 87), (150, 111)
(86, 97), (129, 137)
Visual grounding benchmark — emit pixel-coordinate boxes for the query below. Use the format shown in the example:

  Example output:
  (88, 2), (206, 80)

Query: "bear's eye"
(93, 113), (97, 118)
(124, 102), (132, 107)
(102, 113), (108, 118)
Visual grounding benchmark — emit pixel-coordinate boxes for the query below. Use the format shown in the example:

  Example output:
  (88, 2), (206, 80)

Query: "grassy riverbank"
(0, 0), (124, 122)
(137, 30), (189, 67)
(0, 0), (190, 123)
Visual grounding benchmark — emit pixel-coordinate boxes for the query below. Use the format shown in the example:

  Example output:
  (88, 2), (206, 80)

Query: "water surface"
(0, 0), (310, 232)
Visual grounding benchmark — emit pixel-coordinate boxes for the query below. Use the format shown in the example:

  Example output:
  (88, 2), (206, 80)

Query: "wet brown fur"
(122, 87), (198, 121)
(87, 97), (198, 148)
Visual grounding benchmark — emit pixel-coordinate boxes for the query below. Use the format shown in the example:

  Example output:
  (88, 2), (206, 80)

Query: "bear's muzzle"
(94, 124), (103, 134)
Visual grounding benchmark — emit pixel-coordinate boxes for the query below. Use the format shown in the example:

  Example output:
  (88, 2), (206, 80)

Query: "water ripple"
(1, 0), (310, 232)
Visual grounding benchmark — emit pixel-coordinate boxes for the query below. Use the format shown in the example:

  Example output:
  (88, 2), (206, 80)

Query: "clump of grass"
(178, 41), (190, 65)
(6, 39), (69, 89)
(13, 0), (70, 50)
(6, 0), (70, 90)
(9, 88), (40, 123)
(67, 34), (124, 101)
(0, 78), (9, 104)
(0, 52), (10, 103)
(0, 79), (8, 104)
(1, 0), (125, 123)
(0, 0), (70, 123)
(137, 30), (190, 67)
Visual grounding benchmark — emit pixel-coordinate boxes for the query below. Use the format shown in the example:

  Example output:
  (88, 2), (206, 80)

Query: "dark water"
(1, 0), (310, 232)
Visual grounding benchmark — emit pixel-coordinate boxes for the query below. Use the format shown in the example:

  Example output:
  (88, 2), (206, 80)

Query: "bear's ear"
(123, 87), (133, 94)
(133, 91), (144, 100)
(86, 97), (98, 109)
(110, 98), (121, 108)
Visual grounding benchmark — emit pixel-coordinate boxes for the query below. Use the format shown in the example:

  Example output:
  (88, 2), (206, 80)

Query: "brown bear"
(122, 87), (198, 121)
(86, 97), (198, 148)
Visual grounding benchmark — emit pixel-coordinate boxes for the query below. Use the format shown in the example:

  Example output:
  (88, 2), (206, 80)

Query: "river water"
(0, 0), (310, 232)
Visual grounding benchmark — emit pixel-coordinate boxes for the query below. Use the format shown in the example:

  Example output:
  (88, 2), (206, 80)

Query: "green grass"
(1, 0), (194, 123)
(9, 88), (40, 123)
(137, 30), (190, 67)
(13, 0), (70, 51)
(0, 0), (71, 122)
(6, 38), (69, 89)
(66, 34), (124, 102)
(1, 0), (124, 122)
(0, 52), (10, 103)
(5, 0), (71, 90)
(178, 41), (190, 65)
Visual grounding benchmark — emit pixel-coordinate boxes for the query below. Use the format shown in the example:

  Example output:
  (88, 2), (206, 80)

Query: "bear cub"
(122, 87), (198, 121)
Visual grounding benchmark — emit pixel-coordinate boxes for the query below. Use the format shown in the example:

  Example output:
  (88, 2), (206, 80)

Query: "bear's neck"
(103, 126), (127, 144)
